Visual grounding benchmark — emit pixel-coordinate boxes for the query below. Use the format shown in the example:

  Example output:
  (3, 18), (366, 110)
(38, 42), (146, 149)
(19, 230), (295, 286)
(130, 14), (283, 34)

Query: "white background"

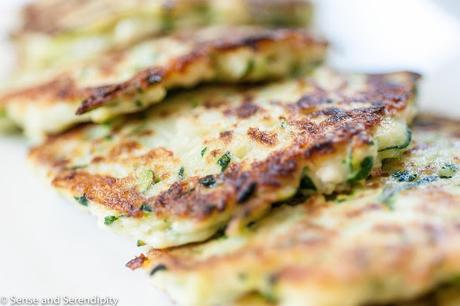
(0, 1), (459, 306)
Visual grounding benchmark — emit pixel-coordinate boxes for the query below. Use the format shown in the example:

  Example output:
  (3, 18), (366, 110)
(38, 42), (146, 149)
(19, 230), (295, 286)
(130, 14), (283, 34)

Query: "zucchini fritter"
(29, 68), (419, 248)
(3, 27), (326, 141)
(13, 0), (313, 72)
(132, 116), (460, 306)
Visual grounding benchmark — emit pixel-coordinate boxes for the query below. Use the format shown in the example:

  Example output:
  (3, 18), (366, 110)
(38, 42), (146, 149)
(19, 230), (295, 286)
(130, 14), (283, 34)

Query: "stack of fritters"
(2, 1), (459, 305)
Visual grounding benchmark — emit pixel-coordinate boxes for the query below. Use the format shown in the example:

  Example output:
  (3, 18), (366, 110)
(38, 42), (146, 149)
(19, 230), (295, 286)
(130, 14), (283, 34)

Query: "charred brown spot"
(91, 156), (105, 163)
(76, 68), (165, 114)
(345, 204), (382, 218)
(250, 150), (300, 188)
(366, 72), (421, 112)
(108, 140), (141, 158)
(314, 107), (349, 123)
(153, 181), (231, 219)
(247, 127), (278, 146)
(126, 254), (147, 270)
(236, 102), (259, 119)
(219, 131), (233, 144)
(203, 99), (226, 109)
(304, 141), (335, 158)
(210, 149), (222, 158)
(237, 182), (257, 204)
(79, 84), (125, 114)
(224, 98), (260, 119)
(296, 94), (331, 110)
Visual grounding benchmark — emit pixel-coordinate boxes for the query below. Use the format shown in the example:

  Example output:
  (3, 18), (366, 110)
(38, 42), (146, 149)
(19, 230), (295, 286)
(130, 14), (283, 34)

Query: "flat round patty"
(29, 68), (420, 248)
(4, 26), (326, 141)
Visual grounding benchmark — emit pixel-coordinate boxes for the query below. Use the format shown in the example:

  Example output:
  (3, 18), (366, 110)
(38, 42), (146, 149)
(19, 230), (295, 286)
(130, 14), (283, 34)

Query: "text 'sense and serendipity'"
(0, 296), (118, 306)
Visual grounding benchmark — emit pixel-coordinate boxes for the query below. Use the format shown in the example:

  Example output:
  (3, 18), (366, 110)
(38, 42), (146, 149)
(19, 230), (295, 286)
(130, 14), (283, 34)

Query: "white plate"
(0, 1), (459, 305)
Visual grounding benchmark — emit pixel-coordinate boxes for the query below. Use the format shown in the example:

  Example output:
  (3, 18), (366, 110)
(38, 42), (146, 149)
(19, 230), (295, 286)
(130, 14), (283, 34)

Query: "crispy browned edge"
(29, 72), (420, 224)
(1, 28), (327, 116)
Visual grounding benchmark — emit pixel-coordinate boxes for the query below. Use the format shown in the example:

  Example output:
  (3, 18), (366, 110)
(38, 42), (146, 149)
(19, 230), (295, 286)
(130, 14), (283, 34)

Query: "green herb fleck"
(280, 118), (288, 129)
(217, 151), (232, 172)
(150, 264), (167, 276)
(439, 163), (458, 179)
(417, 175), (439, 185)
(70, 164), (88, 170)
(135, 100), (144, 108)
(162, 20), (174, 32)
(335, 193), (351, 204)
(104, 216), (119, 225)
(137, 169), (155, 193)
(379, 175), (439, 209)
(260, 289), (278, 304)
(300, 173), (316, 191)
(379, 185), (401, 209)
(238, 273), (247, 280)
(242, 59), (255, 78)
(140, 203), (152, 213)
(448, 275), (460, 285)
(348, 157), (374, 183)
(298, 168), (317, 197)
(191, 99), (200, 108)
(392, 170), (417, 182)
(129, 122), (147, 136)
(200, 147), (207, 157)
(74, 194), (88, 206)
(290, 62), (304, 77)
(137, 240), (146, 247)
(199, 175), (216, 188)
(178, 167), (185, 179)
